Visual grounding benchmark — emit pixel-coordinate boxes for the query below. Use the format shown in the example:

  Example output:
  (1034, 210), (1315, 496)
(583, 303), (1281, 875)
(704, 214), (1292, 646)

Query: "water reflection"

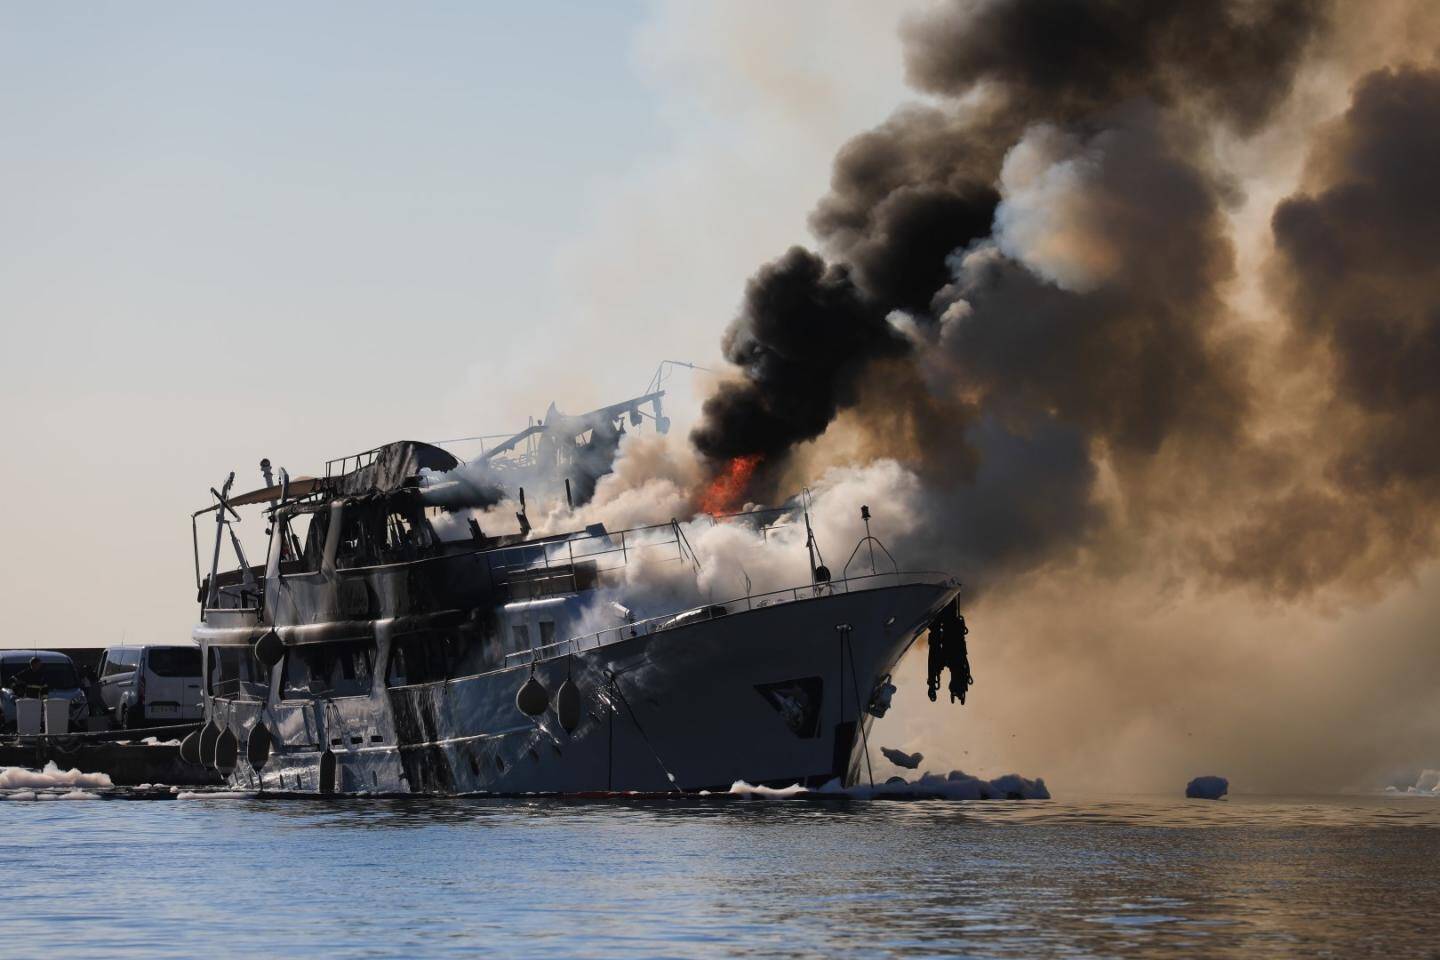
(1, 794), (1437, 958)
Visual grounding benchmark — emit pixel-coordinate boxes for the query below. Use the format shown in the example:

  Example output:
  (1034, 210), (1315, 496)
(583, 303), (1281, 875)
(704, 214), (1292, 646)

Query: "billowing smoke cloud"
(1190, 63), (1440, 598)
(902, 0), (1325, 133)
(663, 0), (1440, 791)
(1273, 64), (1440, 500)
(501, 0), (1440, 793)
(694, 0), (1325, 583)
(690, 247), (910, 466)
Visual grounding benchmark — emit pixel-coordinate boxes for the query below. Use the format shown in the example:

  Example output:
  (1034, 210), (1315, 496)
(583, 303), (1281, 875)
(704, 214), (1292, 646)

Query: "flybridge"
(188, 389), (679, 619)
(206, 389), (672, 518)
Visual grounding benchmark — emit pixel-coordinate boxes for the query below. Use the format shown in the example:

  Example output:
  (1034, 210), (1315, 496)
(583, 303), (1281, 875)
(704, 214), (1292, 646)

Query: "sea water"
(1, 791), (1436, 958)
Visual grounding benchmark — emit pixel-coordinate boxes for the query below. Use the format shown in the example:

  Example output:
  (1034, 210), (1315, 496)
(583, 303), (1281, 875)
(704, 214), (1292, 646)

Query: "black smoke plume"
(690, 247), (908, 464)
(1273, 64), (1440, 495)
(1199, 63), (1440, 595)
(903, 0), (1326, 133)
(692, 0), (1325, 582)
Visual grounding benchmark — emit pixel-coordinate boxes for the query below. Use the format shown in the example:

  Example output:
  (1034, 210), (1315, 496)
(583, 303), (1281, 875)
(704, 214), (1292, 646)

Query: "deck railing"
(481, 519), (699, 597)
(503, 569), (953, 666)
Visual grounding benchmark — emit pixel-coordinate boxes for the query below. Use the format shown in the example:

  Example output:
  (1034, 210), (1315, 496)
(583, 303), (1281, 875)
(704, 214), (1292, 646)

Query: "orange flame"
(699, 454), (763, 515)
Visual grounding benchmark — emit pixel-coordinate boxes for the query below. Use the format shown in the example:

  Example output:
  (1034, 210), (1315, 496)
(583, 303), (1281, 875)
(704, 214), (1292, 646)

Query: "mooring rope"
(604, 671), (681, 792)
(841, 629), (875, 788)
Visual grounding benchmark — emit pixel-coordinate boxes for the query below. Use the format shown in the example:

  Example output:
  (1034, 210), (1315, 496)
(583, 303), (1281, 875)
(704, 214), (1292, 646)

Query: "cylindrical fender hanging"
(319, 748), (337, 796)
(198, 721), (222, 769)
(213, 727), (239, 775)
(253, 630), (285, 668)
(179, 730), (202, 766)
(516, 669), (549, 717)
(246, 722), (273, 771)
(554, 677), (580, 733)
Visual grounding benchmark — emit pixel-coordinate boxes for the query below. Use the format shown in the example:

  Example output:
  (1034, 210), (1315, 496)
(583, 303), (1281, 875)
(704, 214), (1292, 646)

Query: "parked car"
(97, 644), (204, 729)
(0, 650), (89, 732)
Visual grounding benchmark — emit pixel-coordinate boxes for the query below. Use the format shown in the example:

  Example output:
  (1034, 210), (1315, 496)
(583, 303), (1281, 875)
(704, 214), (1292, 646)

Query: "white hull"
(209, 580), (956, 794)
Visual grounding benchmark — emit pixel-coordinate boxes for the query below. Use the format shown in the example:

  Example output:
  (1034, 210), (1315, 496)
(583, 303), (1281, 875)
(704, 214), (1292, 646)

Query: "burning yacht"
(185, 392), (967, 794)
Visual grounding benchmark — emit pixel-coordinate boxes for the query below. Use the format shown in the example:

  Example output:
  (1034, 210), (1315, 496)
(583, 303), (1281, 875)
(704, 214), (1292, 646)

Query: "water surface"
(2, 792), (1436, 958)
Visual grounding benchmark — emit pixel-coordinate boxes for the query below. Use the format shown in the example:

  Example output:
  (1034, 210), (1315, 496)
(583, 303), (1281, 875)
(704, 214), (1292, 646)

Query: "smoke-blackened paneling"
(902, 0), (1327, 133)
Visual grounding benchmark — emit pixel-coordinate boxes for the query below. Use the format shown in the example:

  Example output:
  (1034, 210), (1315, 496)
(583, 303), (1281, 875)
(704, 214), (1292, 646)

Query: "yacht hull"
(214, 580), (957, 795)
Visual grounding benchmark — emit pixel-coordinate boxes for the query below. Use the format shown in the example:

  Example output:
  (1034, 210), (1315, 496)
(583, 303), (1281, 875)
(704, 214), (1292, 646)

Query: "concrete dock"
(0, 725), (221, 787)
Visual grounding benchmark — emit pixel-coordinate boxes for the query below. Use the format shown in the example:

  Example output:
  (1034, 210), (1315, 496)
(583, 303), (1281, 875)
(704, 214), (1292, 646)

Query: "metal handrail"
(324, 447), (382, 479)
(503, 569), (954, 665)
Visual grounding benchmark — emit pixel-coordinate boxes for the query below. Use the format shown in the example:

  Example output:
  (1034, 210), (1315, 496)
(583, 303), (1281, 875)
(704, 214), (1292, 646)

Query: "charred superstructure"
(187, 397), (964, 795)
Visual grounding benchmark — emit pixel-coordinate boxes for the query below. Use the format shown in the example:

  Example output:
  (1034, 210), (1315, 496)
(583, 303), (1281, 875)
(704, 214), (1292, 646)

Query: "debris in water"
(1185, 775), (1229, 800)
(881, 747), (923, 769)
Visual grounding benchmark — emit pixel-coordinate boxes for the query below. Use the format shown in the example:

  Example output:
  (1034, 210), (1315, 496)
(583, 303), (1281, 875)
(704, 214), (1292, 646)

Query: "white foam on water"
(725, 770), (1050, 801)
(725, 781), (810, 799)
(175, 790), (253, 800)
(1386, 770), (1440, 796)
(0, 788), (99, 801)
(0, 762), (113, 790)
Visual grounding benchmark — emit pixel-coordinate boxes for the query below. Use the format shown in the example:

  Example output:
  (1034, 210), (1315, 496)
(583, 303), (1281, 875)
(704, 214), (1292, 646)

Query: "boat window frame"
(278, 641), (377, 702)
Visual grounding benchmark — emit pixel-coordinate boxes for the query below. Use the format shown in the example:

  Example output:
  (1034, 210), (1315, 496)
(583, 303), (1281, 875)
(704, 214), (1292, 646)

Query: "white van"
(97, 645), (204, 728)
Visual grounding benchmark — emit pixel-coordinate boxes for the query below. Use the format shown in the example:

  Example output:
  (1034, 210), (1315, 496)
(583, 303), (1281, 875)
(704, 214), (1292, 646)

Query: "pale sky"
(0, 2), (921, 646)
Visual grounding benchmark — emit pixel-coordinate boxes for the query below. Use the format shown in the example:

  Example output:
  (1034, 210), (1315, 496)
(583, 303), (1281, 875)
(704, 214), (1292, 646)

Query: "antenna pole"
(804, 493), (818, 582)
(862, 504), (876, 575)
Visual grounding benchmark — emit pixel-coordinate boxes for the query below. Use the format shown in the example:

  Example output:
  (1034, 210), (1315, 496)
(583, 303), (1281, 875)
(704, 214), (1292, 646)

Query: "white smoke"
(1387, 770), (1440, 797)
(992, 123), (1119, 293)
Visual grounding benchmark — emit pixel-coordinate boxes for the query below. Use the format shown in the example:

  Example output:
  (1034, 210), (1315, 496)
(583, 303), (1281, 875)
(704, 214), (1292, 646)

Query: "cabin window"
(379, 510), (433, 563)
(333, 502), (437, 569)
(512, 624), (531, 648)
(276, 512), (325, 574)
(281, 641), (375, 699)
(334, 508), (374, 570)
(207, 646), (269, 699)
(385, 633), (457, 687)
(539, 621), (556, 646)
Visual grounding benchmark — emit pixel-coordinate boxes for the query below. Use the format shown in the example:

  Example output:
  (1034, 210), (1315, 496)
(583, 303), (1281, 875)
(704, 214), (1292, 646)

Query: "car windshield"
(1, 660), (79, 691)
(147, 648), (201, 678)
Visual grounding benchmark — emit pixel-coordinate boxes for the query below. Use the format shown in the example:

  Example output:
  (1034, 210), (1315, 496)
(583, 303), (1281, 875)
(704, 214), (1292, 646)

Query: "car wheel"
(120, 705), (136, 730)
